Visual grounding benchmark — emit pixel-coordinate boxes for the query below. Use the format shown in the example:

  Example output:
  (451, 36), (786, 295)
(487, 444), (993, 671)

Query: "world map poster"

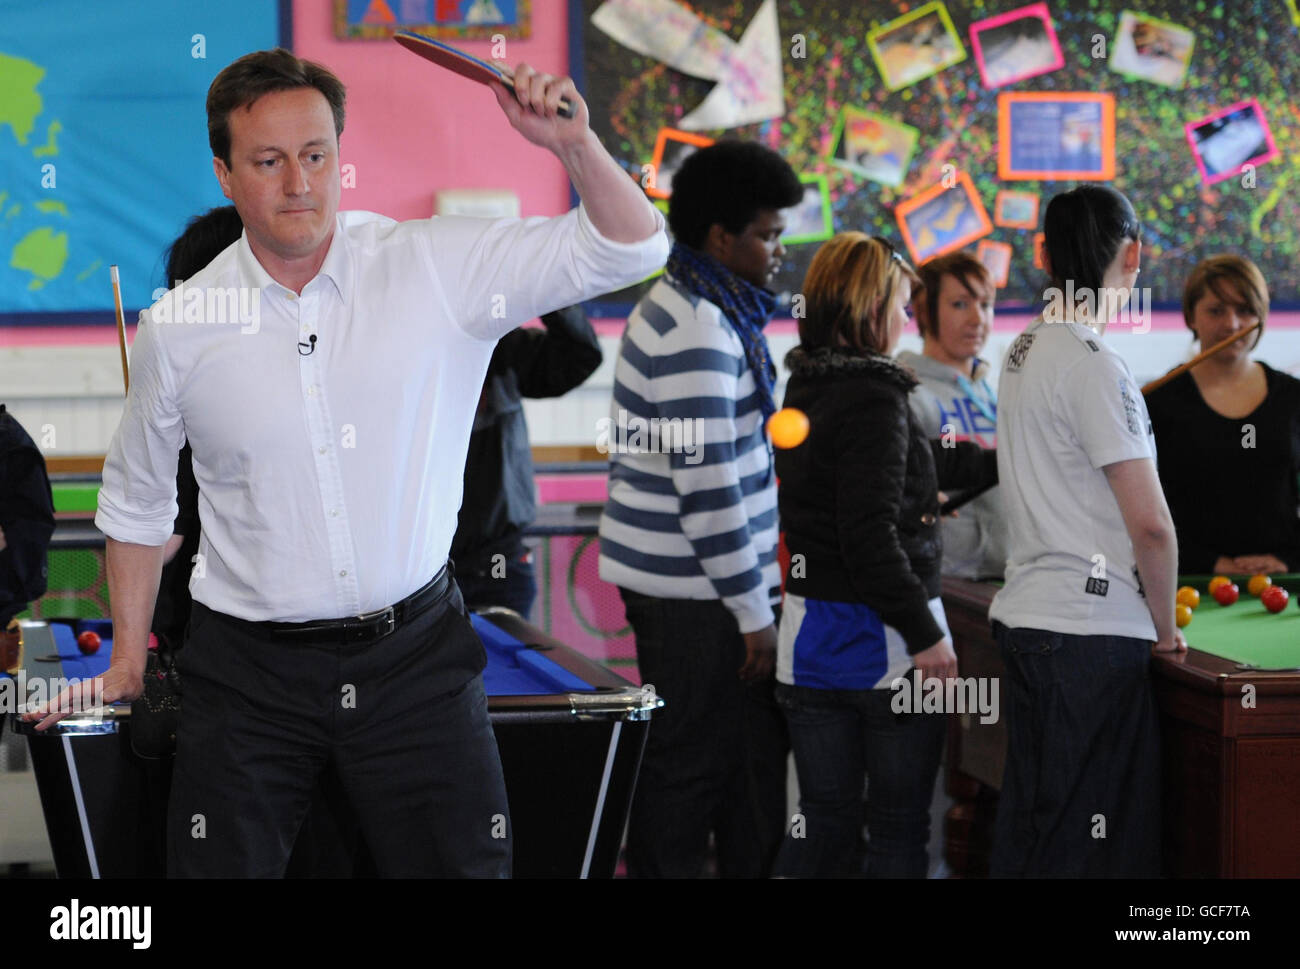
(0, 0), (285, 324)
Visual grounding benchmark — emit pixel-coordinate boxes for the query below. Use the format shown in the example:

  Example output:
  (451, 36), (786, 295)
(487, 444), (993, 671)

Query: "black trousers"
(167, 581), (511, 878)
(619, 589), (788, 878)
(990, 623), (1161, 877)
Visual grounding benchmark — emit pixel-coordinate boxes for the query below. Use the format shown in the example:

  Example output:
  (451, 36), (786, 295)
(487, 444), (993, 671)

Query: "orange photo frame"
(997, 92), (1116, 181)
(895, 170), (993, 266)
(993, 190), (1040, 230)
(976, 240), (1013, 288)
(645, 129), (715, 200)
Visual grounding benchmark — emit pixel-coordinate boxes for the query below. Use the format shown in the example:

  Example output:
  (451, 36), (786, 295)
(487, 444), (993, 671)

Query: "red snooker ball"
(76, 630), (101, 655)
(1261, 586), (1290, 614)
(1212, 582), (1240, 606)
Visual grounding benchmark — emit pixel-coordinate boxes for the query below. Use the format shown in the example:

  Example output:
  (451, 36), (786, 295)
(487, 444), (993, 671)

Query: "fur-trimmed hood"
(784, 345), (918, 391)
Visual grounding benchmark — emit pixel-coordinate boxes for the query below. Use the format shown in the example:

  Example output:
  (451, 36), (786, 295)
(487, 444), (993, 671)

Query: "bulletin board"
(569, 0), (1300, 317)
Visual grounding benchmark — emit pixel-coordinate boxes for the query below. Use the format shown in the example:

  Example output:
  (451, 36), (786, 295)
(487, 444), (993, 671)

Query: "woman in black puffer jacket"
(773, 233), (996, 878)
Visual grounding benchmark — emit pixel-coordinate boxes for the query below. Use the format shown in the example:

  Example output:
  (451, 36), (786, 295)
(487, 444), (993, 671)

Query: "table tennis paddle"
(394, 30), (575, 120)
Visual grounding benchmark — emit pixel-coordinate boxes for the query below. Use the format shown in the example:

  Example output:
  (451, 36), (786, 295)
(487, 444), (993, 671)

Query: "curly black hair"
(667, 140), (804, 249)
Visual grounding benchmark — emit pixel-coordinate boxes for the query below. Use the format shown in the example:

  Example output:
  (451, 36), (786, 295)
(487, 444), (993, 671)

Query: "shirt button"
(339, 570), (347, 577)
(330, 509), (339, 517)
(286, 292), (296, 301)
(920, 513), (937, 525)
(307, 386), (317, 397)
(319, 446), (327, 454)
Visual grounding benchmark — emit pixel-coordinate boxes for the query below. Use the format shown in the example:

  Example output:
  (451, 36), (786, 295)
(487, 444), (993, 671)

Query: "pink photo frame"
(1184, 99), (1279, 186)
(969, 3), (1064, 88)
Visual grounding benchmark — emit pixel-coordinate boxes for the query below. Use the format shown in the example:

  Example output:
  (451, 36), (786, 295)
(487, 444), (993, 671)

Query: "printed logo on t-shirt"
(1006, 333), (1035, 372)
(1132, 565), (1146, 598)
(1085, 576), (1110, 596)
(1118, 378), (1141, 434)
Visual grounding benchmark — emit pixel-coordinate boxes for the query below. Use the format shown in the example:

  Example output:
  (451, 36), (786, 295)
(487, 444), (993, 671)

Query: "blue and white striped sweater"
(598, 276), (779, 634)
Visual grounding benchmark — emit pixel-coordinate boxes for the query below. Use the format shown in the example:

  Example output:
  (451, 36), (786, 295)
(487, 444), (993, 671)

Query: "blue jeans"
(774, 683), (945, 878)
(990, 623), (1161, 878)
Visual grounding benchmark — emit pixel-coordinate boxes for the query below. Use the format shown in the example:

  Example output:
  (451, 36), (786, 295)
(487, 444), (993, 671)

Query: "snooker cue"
(943, 324), (1263, 516)
(1140, 321), (1262, 396)
(110, 265), (130, 395)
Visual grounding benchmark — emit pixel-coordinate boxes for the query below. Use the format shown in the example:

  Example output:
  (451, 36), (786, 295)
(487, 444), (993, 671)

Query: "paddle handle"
(494, 64), (576, 119)
(940, 481), (997, 517)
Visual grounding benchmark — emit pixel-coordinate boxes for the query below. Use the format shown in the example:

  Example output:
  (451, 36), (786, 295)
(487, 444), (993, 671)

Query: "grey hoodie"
(895, 350), (1007, 579)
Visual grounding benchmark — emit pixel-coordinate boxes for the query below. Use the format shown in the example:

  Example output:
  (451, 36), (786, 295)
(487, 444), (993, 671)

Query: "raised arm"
(490, 67), (658, 243)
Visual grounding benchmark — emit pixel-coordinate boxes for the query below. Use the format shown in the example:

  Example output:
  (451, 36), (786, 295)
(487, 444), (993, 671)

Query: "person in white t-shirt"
(988, 184), (1186, 877)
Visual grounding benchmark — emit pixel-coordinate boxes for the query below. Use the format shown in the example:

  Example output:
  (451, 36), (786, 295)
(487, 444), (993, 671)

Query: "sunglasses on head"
(872, 235), (906, 265)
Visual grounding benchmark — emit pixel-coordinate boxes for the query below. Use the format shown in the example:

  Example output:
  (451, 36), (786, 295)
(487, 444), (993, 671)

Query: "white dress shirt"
(96, 205), (668, 622)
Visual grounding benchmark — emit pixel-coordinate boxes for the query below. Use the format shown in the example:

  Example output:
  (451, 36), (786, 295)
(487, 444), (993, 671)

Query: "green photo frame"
(782, 174), (834, 246)
(827, 107), (920, 188)
(867, 2), (966, 92)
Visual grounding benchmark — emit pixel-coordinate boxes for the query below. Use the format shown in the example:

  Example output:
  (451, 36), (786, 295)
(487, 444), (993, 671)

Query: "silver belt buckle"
(356, 605), (396, 638)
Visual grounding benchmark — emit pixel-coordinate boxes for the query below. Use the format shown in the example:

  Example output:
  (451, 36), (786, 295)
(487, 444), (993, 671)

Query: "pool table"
(5, 610), (660, 879)
(941, 574), (1300, 879)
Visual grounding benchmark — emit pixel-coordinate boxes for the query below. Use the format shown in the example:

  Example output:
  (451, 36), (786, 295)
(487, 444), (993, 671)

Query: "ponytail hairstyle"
(1042, 185), (1141, 297)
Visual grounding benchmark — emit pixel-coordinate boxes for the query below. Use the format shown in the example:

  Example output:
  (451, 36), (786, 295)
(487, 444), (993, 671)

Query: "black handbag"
(129, 647), (182, 759)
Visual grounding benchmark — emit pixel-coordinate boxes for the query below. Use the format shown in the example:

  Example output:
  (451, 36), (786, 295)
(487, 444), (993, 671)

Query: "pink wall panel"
(292, 0), (574, 222)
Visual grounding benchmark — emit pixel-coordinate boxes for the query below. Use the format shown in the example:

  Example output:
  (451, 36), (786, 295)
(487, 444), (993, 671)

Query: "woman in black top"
(773, 233), (994, 877)
(1146, 255), (1300, 575)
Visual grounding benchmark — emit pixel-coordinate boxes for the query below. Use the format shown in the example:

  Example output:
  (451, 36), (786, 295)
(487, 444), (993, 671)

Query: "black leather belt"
(263, 565), (450, 645)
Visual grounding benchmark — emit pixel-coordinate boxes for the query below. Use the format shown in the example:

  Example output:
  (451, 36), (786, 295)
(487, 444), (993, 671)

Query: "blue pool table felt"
(32, 614), (593, 697)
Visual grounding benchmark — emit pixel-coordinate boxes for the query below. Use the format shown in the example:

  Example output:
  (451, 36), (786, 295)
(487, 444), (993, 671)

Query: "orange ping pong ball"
(768, 408), (810, 449)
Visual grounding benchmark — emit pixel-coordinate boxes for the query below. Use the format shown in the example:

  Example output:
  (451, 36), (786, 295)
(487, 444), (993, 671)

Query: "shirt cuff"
(1089, 444), (1154, 470)
(94, 502), (175, 548)
(726, 591), (776, 635)
(574, 201), (669, 281)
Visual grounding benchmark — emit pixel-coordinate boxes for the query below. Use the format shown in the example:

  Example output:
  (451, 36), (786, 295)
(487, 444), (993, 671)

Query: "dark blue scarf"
(666, 242), (779, 421)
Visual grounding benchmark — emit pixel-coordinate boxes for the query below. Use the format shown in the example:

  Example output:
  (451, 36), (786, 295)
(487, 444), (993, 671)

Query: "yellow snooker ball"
(1175, 604), (1193, 628)
(1176, 586), (1200, 609)
(1208, 576), (1231, 594)
(1247, 574), (1272, 597)
(768, 408), (810, 449)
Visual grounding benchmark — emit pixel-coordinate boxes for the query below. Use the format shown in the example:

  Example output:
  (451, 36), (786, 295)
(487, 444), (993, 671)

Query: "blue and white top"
(598, 275), (780, 634)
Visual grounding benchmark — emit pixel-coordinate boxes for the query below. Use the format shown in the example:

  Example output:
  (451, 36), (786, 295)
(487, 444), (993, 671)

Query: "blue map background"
(0, 0), (286, 324)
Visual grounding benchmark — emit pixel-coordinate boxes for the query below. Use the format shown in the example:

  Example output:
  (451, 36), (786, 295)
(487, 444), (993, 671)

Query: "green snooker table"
(941, 575), (1300, 879)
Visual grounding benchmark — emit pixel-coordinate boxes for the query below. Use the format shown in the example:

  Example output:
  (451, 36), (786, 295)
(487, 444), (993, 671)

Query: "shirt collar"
(315, 217), (351, 303)
(232, 214), (351, 302)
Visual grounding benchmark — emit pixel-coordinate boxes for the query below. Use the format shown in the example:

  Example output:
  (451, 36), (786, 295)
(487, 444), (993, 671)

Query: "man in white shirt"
(26, 47), (666, 877)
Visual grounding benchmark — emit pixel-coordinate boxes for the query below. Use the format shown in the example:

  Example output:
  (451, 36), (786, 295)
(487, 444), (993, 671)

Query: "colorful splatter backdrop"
(572, 0), (1300, 312)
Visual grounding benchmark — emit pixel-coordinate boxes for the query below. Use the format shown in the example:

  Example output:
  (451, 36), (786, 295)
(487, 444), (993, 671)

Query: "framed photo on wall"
(335, 0), (530, 40)
(997, 91), (1116, 181)
(896, 171), (993, 265)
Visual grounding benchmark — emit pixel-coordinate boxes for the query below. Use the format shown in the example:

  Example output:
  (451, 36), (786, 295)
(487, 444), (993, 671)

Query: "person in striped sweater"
(599, 140), (803, 878)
